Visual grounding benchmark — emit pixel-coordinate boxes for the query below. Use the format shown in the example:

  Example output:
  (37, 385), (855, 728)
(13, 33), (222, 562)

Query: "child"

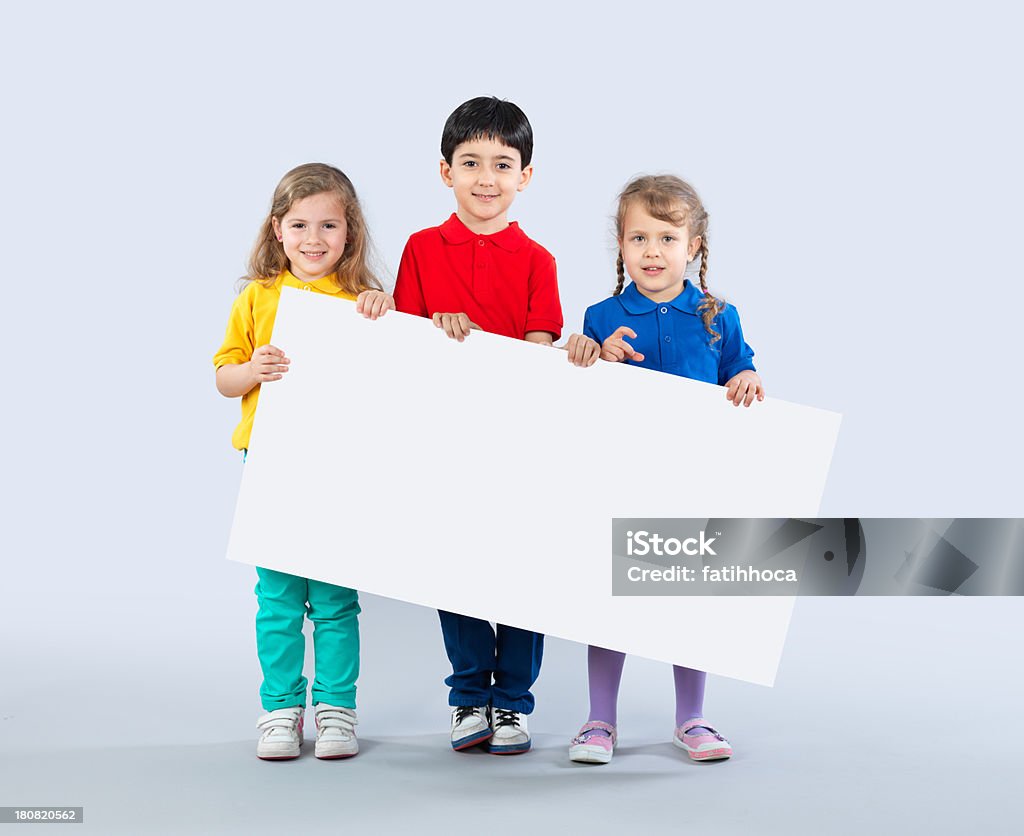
(213, 163), (394, 760)
(394, 96), (596, 753)
(569, 174), (764, 765)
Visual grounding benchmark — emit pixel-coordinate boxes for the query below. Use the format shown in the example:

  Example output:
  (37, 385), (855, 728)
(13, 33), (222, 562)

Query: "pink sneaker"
(672, 719), (732, 761)
(569, 720), (617, 764)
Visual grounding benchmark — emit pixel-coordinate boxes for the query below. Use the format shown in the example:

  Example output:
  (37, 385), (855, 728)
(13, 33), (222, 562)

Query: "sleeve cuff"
(525, 319), (562, 341)
(719, 361), (756, 385)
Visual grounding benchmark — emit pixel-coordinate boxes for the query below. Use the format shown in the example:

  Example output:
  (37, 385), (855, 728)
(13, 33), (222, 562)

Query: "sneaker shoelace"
(454, 706), (485, 725)
(492, 709), (521, 729)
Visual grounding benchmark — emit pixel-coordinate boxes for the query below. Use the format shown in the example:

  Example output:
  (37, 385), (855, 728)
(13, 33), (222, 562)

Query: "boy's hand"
(565, 333), (600, 367)
(600, 326), (645, 363)
(251, 344), (289, 383)
(724, 370), (765, 407)
(432, 312), (479, 342)
(355, 289), (396, 320)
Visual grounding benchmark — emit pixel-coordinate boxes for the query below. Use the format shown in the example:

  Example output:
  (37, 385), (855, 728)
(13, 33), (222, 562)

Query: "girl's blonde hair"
(613, 174), (724, 344)
(246, 163), (382, 295)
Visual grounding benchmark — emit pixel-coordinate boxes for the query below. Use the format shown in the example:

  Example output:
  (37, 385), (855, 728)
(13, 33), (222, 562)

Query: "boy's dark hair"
(441, 96), (534, 167)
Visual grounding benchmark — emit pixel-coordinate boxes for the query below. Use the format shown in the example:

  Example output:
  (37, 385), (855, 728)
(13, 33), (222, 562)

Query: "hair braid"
(695, 235), (723, 344)
(698, 235), (709, 290)
(612, 174), (725, 344)
(613, 251), (626, 296)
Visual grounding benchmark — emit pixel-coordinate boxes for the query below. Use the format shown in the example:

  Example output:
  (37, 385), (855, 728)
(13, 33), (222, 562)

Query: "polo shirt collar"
(439, 213), (527, 252)
(619, 279), (704, 315)
(280, 270), (346, 294)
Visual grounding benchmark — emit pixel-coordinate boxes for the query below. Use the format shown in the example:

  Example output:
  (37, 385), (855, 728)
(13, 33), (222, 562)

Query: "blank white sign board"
(227, 288), (841, 686)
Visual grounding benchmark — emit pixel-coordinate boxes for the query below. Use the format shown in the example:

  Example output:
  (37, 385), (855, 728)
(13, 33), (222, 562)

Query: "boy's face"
(440, 137), (533, 235)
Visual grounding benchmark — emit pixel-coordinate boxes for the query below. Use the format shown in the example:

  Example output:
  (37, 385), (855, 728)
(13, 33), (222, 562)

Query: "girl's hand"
(251, 344), (289, 383)
(356, 289), (396, 320)
(432, 312), (479, 341)
(600, 326), (645, 363)
(565, 333), (600, 367)
(724, 370), (765, 407)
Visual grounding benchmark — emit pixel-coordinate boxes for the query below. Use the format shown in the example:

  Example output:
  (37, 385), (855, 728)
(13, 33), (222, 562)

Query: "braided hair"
(612, 175), (723, 344)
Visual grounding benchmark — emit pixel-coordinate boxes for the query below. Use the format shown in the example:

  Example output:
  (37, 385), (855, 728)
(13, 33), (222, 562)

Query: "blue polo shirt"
(582, 281), (756, 385)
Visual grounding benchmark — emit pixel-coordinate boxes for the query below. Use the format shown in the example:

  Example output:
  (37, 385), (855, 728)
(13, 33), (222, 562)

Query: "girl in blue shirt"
(570, 174), (764, 765)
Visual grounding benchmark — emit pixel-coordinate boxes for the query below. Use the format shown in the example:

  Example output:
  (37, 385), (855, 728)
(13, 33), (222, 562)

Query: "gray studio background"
(2, 2), (1022, 834)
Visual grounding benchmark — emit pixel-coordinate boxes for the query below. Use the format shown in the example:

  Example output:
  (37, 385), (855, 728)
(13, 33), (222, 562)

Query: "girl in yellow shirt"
(213, 163), (393, 760)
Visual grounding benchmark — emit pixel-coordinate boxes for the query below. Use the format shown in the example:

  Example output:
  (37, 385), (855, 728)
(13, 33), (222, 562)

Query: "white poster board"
(227, 289), (842, 686)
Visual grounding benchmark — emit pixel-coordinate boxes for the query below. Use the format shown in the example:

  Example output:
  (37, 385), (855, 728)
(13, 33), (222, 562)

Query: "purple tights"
(587, 645), (707, 728)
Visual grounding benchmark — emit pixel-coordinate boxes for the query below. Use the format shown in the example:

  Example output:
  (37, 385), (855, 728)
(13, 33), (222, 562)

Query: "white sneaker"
(256, 706), (304, 760)
(450, 705), (491, 750)
(489, 708), (530, 754)
(314, 704), (358, 759)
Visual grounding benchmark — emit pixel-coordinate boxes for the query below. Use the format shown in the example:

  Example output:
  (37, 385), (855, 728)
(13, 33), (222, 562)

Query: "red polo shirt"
(394, 214), (563, 340)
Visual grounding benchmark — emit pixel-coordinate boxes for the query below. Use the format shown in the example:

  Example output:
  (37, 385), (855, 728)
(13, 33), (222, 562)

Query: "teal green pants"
(254, 567), (360, 711)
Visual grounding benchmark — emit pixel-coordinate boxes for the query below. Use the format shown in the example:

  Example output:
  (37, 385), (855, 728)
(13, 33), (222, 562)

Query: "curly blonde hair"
(613, 174), (723, 344)
(245, 163), (382, 295)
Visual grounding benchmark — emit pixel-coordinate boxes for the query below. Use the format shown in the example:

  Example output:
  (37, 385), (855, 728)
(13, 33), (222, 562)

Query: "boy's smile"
(440, 137), (533, 235)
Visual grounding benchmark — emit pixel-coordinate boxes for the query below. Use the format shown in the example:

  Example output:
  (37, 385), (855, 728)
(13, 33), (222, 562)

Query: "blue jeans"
(438, 611), (543, 713)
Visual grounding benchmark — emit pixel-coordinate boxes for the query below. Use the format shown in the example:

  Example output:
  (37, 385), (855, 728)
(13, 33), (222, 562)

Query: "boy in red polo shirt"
(395, 96), (594, 754)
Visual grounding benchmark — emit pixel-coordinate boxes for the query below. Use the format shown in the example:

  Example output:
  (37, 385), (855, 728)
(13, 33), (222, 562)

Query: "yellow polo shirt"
(213, 271), (357, 450)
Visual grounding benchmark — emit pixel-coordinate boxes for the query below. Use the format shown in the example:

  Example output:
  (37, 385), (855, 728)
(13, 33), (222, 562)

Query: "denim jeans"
(438, 611), (543, 713)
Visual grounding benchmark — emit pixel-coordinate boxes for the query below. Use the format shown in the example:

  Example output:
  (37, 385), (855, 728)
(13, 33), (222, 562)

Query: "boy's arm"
(393, 239), (427, 317)
(526, 270), (598, 363)
(524, 248), (563, 343)
(525, 329), (600, 366)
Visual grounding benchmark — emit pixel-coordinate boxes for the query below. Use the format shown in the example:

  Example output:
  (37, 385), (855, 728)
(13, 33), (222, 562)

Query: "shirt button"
(303, 285), (312, 291)
(660, 306), (668, 314)
(664, 336), (671, 342)
(478, 240), (485, 247)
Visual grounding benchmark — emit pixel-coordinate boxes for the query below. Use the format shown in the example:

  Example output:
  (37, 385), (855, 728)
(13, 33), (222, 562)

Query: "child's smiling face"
(620, 203), (701, 302)
(440, 137), (533, 235)
(272, 192), (348, 282)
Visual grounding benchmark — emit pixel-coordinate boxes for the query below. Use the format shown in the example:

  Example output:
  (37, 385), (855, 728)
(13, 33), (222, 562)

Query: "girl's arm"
(724, 370), (764, 407)
(717, 305), (763, 406)
(215, 345), (290, 398)
(355, 289), (395, 320)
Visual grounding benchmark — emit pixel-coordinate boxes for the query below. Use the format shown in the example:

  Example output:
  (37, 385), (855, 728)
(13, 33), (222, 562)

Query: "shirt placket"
(473, 237), (493, 304)
(656, 304), (676, 368)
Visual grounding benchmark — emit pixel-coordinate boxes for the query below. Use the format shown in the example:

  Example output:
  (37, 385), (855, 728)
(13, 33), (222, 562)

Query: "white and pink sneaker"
(314, 704), (358, 759)
(256, 706), (304, 760)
